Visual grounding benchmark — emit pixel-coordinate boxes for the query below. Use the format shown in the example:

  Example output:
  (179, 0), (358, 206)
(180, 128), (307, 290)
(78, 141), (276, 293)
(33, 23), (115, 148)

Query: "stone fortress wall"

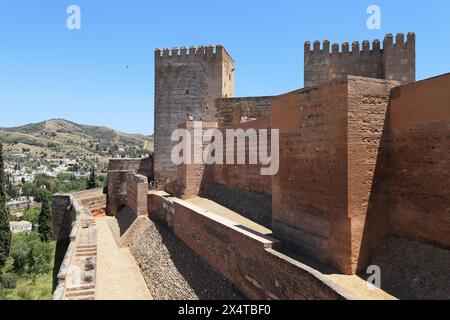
(53, 32), (450, 300)
(304, 33), (415, 87)
(150, 33), (449, 285)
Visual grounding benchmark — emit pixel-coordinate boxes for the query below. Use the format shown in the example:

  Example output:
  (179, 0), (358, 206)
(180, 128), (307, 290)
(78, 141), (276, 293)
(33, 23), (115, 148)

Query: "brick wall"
(52, 195), (74, 241)
(212, 118), (272, 196)
(384, 73), (450, 248)
(147, 192), (352, 300)
(215, 96), (273, 128)
(175, 121), (217, 199)
(126, 173), (149, 215)
(272, 76), (396, 274)
(106, 158), (153, 216)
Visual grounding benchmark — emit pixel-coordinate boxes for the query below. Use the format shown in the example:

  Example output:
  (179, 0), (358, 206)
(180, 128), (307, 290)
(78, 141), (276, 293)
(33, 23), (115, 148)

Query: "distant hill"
(0, 119), (153, 162)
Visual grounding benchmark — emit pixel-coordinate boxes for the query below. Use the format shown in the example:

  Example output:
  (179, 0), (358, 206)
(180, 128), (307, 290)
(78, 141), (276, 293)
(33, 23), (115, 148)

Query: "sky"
(0, 0), (449, 135)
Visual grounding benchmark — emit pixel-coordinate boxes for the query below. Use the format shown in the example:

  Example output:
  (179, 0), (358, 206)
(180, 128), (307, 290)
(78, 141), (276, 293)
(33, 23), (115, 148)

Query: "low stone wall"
(126, 173), (148, 215)
(147, 191), (354, 300)
(106, 158), (153, 216)
(52, 190), (104, 300)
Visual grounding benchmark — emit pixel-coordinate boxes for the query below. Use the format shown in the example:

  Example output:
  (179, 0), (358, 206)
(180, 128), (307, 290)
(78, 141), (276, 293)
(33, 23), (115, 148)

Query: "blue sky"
(0, 0), (449, 135)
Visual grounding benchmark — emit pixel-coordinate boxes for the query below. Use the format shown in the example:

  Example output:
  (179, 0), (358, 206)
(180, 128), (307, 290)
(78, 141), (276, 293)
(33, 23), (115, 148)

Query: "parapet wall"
(304, 33), (415, 87)
(146, 191), (355, 300)
(126, 173), (149, 216)
(106, 157), (153, 216)
(53, 189), (104, 300)
(155, 45), (234, 64)
(215, 96), (274, 128)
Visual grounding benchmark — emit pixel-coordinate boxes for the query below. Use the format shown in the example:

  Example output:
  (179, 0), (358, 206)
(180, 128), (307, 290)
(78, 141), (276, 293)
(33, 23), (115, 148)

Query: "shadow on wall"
(115, 206), (137, 237)
(357, 99), (392, 273)
(52, 239), (70, 293)
(145, 217), (246, 300)
(200, 183), (272, 230)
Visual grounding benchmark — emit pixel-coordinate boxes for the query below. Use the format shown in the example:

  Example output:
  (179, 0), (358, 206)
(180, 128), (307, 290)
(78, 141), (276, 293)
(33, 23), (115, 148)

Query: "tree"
(27, 239), (52, 276)
(37, 192), (52, 243)
(87, 167), (97, 190)
(0, 142), (12, 269)
(10, 233), (30, 272)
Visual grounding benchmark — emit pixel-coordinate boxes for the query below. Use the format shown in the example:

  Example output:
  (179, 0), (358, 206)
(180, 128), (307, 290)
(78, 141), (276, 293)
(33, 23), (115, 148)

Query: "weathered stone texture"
(52, 195), (74, 241)
(384, 73), (450, 248)
(128, 216), (245, 300)
(304, 33), (415, 87)
(106, 158), (153, 216)
(174, 121), (217, 199)
(213, 117), (273, 196)
(154, 46), (234, 182)
(126, 173), (148, 216)
(272, 76), (396, 274)
(215, 96), (273, 128)
(146, 192), (351, 300)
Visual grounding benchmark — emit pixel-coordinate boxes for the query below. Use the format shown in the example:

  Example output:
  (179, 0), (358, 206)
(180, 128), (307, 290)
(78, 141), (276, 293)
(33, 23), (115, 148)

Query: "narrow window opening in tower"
(186, 90), (189, 94)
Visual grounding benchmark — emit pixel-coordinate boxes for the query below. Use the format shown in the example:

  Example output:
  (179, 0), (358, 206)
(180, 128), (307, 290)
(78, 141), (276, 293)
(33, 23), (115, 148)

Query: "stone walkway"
(95, 216), (153, 300)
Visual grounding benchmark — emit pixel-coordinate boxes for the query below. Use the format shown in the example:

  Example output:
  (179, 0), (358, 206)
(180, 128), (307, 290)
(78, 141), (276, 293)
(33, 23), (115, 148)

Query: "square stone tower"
(304, 32), (415, 87)
(154, 45), (234, 183)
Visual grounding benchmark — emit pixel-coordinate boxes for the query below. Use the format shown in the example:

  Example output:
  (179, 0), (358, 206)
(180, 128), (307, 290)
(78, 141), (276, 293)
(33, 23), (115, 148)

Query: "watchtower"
(154, 45), (235, 182)
(304, 32), (415, 87)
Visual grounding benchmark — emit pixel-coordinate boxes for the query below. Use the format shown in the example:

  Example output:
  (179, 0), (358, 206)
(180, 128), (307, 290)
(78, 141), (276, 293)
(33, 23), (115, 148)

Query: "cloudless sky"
(1, 0), (449, 134)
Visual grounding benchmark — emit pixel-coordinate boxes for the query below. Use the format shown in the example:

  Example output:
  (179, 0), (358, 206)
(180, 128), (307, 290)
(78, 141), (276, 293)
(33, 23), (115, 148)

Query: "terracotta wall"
(106, 157), (152, 215)
(385, 73), (450, 248)
(126, 173), (149, 216)
(148, 192), (351, 300)
(212, 118), (273, 196)
(272, 76), (396, 274)
(215, 96), (273, 128)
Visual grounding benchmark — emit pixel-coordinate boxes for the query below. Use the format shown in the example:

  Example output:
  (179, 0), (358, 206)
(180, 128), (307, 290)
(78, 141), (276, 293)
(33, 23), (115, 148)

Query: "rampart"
(272, 76), (398, 274)
(52, 189), (105, 300)
(145, 191), (360, 300)
(304, 33), (415, 87)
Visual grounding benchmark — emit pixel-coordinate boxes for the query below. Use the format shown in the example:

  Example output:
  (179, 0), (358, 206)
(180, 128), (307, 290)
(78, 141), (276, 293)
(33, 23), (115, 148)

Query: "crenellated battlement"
(304, 32), (416, 87)
(154, 44), (233, 63)
(305, 32), (415, 57)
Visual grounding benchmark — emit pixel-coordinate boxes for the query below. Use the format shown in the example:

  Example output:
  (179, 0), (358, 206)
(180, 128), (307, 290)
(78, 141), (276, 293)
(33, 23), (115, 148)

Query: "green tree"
(0, 142), (12, 269)
(87, 167), (97, 190)
(27, 240), (52, 276)
(9, 233), (31, 272)
(37, 193), (52, 243)
(23, 207), (40, 227)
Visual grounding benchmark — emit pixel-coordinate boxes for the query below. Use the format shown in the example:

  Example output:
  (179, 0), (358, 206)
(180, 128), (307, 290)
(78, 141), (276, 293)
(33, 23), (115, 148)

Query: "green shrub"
(0, 272), (17, 289)
(27, 240), (52, 276)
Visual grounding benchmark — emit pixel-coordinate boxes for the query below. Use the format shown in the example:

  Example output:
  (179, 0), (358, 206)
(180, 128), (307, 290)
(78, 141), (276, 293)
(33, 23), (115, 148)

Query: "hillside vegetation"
(0, 119), (154, 162)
